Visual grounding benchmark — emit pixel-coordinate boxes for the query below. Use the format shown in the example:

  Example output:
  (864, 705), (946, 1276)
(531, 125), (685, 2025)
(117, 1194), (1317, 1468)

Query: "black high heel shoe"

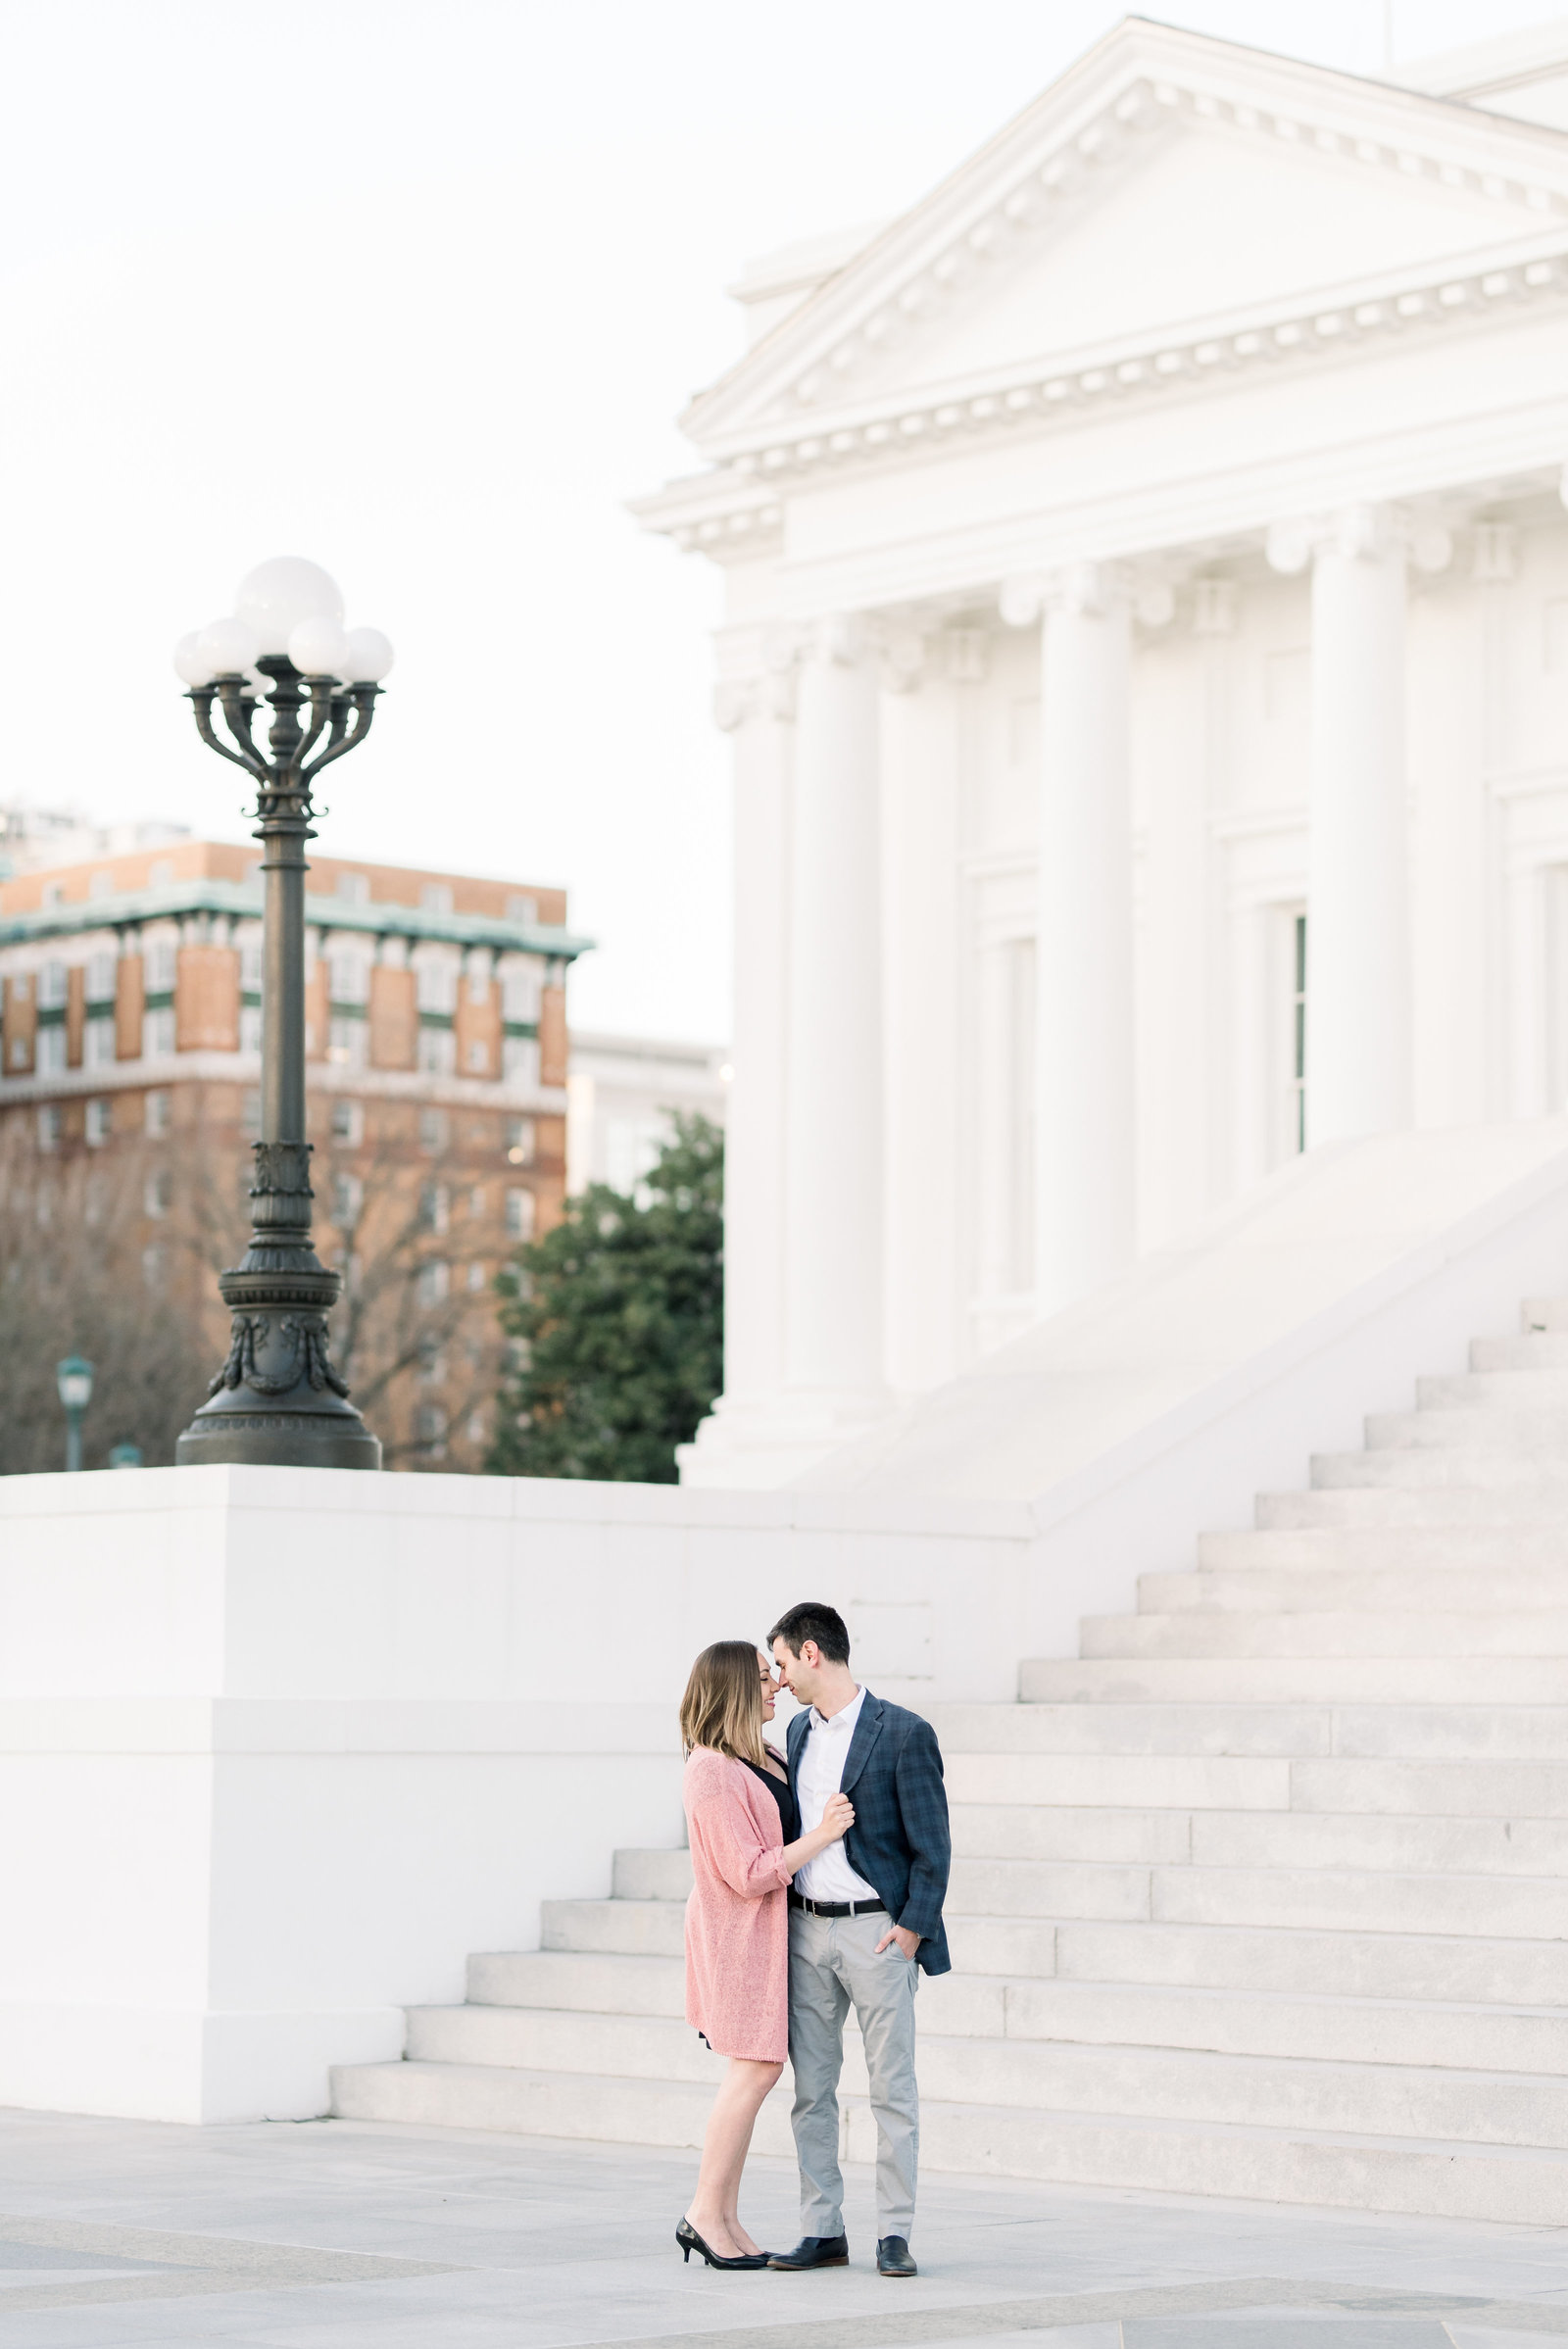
(676, 2218), (769, 2270)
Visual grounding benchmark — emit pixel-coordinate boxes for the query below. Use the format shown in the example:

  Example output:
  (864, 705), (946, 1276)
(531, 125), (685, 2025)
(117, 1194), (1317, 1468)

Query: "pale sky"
(1, 0), (1562, 1039)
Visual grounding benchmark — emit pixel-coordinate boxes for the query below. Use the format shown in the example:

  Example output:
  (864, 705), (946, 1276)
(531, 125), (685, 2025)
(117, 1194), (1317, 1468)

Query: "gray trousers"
(787, 1905), (919, 2239)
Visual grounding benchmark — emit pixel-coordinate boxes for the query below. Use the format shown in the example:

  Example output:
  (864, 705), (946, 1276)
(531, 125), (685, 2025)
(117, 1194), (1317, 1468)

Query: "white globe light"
(195, 615), (262, 676)
(288, 615), (349, 676)
(340, 626), (394, 683)
(172, 631), (214, 687)
(234, 557), (344, 657)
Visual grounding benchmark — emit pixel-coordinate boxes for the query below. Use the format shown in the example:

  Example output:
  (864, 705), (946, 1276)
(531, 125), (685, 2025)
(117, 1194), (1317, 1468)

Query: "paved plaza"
(0, 2111), (1564, 2347)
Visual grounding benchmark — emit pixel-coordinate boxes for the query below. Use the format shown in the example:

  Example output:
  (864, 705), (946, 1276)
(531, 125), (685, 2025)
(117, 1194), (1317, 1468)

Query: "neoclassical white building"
(636, 14), (1568, 1486)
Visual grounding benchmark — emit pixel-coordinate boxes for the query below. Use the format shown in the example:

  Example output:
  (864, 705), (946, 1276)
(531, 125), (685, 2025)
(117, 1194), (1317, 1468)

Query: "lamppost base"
(174, 1407), (382, 1471)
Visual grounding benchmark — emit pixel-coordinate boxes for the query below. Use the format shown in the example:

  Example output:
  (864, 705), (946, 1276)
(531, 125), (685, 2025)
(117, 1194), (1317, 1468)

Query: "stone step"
(945, 1750), (1293, 1806)
(1367, 1406), (1568, 1451)
(1200, 1524), (1568, 1570)
(947, 1699), (1568, 1762)
(952, 1803), (1194, 1862)
(467, 1949), (686, 2015)
(953, 1851), (1568, 1934)
(1472, 1333), (1568, 1370)
(1019, 1654), (1568, 1704)
(997, 1978), (1568, 2074)
(1141, 1565), (1568, 1614)
(1189, 1807), (1568, 1877)
(612, 1848), (691, 1901)
(1311, 1448), (1568, 1489)
(1289, 1756), (1568, 1815)
(1259, 1484), (1568, 1526)
(541, 1898), (685, 1957)
(328, 2061), (1568, 2227)
(1419, 1369), (1568, 1406)
(340, 2028), (1568, 2163)
(1080, 1610), (1568, 1660)
(1054, 1918), (1568, 2004)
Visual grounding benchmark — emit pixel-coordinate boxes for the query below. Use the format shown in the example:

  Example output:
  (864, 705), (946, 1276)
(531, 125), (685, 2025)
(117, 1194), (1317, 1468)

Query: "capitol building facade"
(638, 16), (1568, 1485)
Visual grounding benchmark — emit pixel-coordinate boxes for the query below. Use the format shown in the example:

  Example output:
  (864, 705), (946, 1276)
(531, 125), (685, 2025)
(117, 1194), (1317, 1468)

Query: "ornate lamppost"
(171, 559), (392, 1471)
(56, 1354), (93, 1471)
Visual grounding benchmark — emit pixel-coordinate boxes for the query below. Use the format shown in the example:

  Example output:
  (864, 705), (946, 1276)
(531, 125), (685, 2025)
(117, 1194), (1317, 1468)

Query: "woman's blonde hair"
(680, 1640), (766, 1765)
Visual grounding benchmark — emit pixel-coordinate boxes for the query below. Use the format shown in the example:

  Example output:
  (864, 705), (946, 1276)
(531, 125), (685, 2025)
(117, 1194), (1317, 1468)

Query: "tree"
(487, 1112), (722, 1483)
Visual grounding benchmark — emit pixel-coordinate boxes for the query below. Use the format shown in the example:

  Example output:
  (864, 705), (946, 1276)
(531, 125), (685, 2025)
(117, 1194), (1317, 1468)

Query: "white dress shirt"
(793, 1683), (881, 1904)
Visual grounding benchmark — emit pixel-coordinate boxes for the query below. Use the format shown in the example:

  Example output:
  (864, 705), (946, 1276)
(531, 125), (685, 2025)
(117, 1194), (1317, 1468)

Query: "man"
(766, 1600), (951, 2280)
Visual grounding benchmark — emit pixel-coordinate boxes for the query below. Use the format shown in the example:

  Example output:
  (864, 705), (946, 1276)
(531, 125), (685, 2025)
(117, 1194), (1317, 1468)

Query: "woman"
(677, 1639), (854, 2270)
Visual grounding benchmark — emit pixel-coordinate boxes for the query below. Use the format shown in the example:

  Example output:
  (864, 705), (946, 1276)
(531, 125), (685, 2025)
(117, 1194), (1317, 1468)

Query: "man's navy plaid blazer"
(786, 1691), (952, 1976)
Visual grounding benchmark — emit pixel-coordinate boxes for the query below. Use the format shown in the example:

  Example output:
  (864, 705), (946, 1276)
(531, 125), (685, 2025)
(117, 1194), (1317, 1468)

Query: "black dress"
(743, 1751), (799, 1845)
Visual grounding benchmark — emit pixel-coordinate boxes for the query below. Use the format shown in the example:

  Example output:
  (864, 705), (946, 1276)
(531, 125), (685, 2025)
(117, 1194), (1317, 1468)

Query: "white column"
(1268, 505), (1421, 1145)
(783, 616), (888, 1416)
(880, 626), (970, 1397)
(677, 632), (795, 1484)
(1004, 563), (1138, 1318)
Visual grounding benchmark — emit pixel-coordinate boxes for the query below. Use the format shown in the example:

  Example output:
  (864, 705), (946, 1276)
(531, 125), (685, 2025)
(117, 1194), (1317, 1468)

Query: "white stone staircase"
(332, 1297), (1568, 2224)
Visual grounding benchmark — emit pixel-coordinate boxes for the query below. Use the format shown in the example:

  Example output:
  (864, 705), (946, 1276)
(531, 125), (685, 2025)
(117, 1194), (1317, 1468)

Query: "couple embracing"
(676, 1600), (951, 2278)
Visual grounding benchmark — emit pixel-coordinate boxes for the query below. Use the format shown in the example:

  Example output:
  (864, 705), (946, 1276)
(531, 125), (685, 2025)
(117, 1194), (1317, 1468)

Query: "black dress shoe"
(676, 2218), (769, 2270)
(767, 2234), (849, 2271)
(877, 2235), (917, 2276)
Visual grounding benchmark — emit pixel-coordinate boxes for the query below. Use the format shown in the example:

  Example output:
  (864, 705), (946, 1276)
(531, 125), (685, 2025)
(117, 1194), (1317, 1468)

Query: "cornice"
(635, 228), (1568, 559)
(683, 22), (1568, 454)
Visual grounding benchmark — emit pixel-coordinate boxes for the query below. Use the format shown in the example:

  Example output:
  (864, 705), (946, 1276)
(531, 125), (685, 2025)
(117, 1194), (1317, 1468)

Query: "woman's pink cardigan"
(683, 1747), (793, 2063)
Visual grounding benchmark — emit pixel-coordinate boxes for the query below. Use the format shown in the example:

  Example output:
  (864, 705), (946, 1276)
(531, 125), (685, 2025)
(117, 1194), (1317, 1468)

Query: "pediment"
(685, 18), (1568, 459)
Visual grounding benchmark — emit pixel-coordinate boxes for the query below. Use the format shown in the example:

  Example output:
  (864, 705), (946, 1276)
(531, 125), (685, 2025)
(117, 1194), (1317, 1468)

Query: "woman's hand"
(819, 1791), (855, 1842)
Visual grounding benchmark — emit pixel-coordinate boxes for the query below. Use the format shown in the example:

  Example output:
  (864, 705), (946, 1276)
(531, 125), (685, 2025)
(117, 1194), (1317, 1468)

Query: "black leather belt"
(789, 1891), (886, 1918)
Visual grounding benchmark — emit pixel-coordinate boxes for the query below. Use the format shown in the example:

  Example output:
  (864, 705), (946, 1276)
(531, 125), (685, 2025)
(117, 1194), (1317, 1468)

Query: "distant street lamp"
(171, 558), (392, 1471)
(56, 1355), (93, 1472)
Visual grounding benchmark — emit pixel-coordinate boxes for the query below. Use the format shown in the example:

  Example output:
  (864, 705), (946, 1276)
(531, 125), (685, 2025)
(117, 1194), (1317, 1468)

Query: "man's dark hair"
(768, 1601), (851, 1666)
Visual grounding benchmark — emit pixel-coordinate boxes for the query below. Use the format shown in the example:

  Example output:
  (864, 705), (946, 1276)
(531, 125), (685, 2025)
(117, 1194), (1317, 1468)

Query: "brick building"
(0, 838), (589, 1468)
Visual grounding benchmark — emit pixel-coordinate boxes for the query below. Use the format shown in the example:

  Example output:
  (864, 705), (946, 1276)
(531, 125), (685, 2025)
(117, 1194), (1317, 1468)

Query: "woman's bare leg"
(686, 2059), (783, 2256)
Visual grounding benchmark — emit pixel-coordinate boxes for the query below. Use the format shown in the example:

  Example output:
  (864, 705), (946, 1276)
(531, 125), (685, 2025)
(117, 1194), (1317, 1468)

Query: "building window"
(88, 869), (115, 899)
(143, 1006), (176, 1059)
(145, 1090), (171, 1137)
(416, 1334), (446, 1385)
(467, 1258), (487, 1292)
(38, 960), (68, 1010)
(141, 1242), (166, 1286)
(327, 1015), (368, 1070)
(1291, 912), (1306, 1152)
(331, 1098), (364, 1146)
(332, 1172), (364, 1225)
(40, 883), (63, 911)
(9, 1037), (28, 1069)
(149, 858), (175, 887)
(417, 1026), (457, 1075)
(240, 941), (263, 991)
(36, 1025), (67, 1076)
(419, 1182), (450, 1234)
(85, 952), (117, 1003)
(418, 1106), (448, 1152)
(505, 1187), (535, 1241)
(502, 1037), (540, 1089)
(416, 1259), (450, 1306)
(415, 1403), (448, 1451)
(145, 1168), (172, 1217)
(239, 1005), (262, 1054)
(466, 1038), (490, 1075)
(85, 1098), (112, 1148)
(467, 1186), (485, 1217)
(145, 940), (177, 993)
(335, 871), (370, 905)
(1272, 905), (1307, 1162)
(507, 895), (538, 926)
(416, 959), (459, 1014)
(242, 1089), (261, 1138)
(507, 1116), (535, 1165)
(84, 1017), (116, 1068)
(327, 950), (369, 1004)
(37, 1103), (61, 1150)
(502, 965), (542, 1023)
(420, 881), (454, 915)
